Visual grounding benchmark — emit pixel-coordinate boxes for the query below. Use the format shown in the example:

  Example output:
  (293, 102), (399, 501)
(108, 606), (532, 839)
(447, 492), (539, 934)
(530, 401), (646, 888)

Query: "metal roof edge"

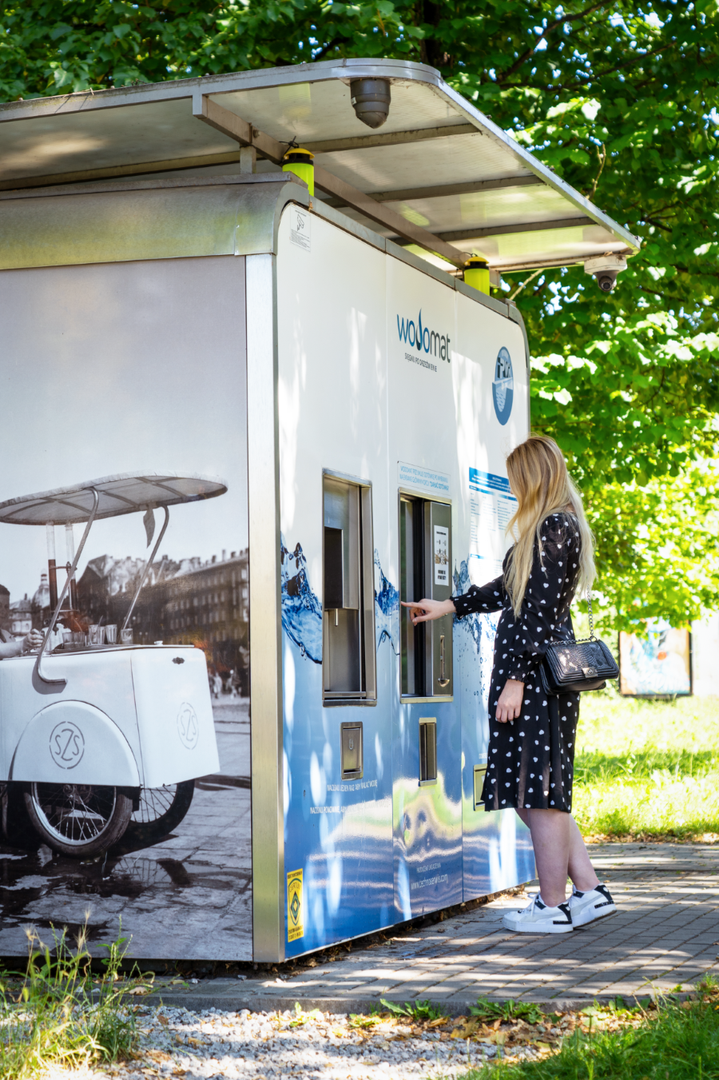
(431, 79), (641, 255)
(0, 58), (443, 123)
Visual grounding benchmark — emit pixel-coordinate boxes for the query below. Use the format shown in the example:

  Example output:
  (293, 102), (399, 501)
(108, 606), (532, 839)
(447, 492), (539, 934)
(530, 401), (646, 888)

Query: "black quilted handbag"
(540, 592), (619, 695)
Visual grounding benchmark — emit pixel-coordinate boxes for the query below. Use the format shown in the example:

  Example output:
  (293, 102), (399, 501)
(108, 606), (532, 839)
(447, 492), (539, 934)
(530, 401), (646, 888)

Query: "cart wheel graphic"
(125, 780), (195, 843)
(23, 783), (132, 858)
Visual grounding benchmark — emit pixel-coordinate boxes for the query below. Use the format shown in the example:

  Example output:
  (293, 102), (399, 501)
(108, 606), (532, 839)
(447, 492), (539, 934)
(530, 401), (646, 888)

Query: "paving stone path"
(151, 843), (719, 1012)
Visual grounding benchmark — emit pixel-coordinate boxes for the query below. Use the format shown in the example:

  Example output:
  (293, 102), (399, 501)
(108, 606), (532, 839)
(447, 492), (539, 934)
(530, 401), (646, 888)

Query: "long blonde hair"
(504, 435), (595, 617)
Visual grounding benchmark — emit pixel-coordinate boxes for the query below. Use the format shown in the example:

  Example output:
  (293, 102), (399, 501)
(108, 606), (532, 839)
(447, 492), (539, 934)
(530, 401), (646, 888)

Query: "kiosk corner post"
(246, 252), (286, 963)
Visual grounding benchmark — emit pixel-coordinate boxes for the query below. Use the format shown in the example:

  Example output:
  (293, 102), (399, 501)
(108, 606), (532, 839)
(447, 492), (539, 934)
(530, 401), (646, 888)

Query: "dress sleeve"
(504, 514), (577, 681)
(452, 575), (505, 617)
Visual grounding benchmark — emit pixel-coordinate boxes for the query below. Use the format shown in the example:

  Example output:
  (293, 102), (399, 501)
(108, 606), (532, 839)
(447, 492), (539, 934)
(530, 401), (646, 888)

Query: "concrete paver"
(148, 842), (719, 1012)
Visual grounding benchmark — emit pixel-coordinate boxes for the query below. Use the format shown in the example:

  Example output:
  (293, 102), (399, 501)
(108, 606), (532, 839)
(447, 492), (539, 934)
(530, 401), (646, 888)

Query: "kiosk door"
(399, 495), (453, 699)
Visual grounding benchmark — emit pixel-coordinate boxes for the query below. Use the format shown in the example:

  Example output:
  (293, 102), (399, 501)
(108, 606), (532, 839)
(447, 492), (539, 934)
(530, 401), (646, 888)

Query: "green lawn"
(573, 690), (719, 840)
(456, 987), (719, 1080)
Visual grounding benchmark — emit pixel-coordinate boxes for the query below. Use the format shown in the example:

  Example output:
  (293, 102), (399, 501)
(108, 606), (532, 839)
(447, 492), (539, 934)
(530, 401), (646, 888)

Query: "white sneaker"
(568, 883), (617, 927)
(502, 895), (573, 934)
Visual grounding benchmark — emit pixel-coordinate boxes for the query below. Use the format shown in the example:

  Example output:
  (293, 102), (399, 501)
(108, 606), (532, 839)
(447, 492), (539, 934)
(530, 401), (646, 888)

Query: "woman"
(403, 435), (615, 934)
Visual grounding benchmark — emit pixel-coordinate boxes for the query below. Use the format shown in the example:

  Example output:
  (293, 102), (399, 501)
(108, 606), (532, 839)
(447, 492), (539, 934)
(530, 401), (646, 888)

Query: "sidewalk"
(149, 843), (719, 1013)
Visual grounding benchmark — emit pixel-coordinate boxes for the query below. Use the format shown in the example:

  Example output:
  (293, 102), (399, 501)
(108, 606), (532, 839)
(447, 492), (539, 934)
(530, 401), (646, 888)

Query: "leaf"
(143, 507), (155, 548)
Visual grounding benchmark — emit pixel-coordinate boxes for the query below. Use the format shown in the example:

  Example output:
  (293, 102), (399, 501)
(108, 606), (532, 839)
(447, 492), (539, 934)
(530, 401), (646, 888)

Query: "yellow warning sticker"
(287, 869), (304, 942)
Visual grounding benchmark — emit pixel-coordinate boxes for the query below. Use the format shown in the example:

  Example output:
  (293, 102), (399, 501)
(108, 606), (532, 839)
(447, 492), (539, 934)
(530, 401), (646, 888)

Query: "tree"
(2, 1), (718, 628)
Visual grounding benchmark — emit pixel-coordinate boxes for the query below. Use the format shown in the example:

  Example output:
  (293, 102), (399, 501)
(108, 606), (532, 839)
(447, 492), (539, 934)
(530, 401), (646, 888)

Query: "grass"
(451, 979), (719, 1078)
(0, 923), (143, 1079)
(572, 690), (719, 840)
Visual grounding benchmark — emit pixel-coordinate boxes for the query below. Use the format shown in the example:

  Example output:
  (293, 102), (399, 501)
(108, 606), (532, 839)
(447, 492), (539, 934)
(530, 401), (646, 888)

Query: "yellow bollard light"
(464, 256), (490, 295)
(282, 148), (315, 196)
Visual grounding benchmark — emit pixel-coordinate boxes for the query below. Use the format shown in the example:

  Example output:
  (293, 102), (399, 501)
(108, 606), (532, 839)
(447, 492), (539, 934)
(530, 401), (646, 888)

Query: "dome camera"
(350, 79), (391, 129)
(584, 254), (628, 293)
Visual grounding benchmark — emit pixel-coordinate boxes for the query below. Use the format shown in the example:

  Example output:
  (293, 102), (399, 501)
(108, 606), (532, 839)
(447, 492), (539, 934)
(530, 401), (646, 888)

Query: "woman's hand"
(23, 629), (44, 653)
(401, 598), (455, 625)
(496, 679), (524, 723)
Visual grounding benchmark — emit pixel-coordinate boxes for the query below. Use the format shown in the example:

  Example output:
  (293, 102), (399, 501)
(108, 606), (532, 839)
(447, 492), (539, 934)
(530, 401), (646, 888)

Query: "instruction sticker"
(289, 206), (311, 252)
(433, 525), (449, 586)
(287, 869), (304, 942)
(469, 468), (517, 581)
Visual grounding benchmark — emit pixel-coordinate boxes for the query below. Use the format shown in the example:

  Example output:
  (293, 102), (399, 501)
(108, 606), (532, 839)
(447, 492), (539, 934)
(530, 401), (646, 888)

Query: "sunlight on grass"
(573, 691), (719, 840)
(0, 922), (143, 1079)
(453, 979), (719, 1079)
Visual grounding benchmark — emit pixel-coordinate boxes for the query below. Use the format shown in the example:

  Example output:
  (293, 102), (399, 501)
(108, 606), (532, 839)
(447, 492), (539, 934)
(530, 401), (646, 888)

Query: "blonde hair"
(504, 435), (595, 617)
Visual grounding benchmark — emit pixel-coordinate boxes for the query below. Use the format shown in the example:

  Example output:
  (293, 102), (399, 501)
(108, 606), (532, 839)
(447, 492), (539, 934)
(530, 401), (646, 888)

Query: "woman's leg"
(520, 809), (600, 905)
(525, 808), (571, 907)
(567, 815), (600, 892)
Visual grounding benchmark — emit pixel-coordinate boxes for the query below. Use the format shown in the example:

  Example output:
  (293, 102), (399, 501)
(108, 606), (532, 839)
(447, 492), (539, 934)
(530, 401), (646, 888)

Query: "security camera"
(350, 79), (391, 129)
(584, 254), (628, 293)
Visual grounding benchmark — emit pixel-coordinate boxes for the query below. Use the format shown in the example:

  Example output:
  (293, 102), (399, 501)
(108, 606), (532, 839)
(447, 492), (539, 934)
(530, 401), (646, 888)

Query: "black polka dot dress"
(453, 512), (581, 814)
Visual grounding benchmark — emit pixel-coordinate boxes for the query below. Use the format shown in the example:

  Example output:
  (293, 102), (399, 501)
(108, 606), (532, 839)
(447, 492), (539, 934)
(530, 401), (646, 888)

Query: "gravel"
(75, 1003), (544, 1079)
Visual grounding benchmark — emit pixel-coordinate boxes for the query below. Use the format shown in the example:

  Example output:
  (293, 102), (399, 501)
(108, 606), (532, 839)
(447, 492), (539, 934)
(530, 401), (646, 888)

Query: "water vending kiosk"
(0, 60), (639, 961)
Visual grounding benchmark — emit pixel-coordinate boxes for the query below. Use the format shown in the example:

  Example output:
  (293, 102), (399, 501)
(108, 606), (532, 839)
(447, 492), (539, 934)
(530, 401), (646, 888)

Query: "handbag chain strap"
(587, 588), (596, 639)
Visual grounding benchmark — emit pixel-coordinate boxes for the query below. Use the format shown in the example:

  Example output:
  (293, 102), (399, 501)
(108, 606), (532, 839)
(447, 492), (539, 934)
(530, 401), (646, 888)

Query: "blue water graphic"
(375, 550), (399, 652)
(280, 536), (323, 663)
(280, 539), (400, 662)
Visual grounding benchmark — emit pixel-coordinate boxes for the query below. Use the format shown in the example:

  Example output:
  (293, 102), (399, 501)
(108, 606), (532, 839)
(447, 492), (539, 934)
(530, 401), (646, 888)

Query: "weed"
(469, 997), (544, 1024)
(289, 1002), (323, 1027)
(448, 990), (719, 1079)
(380, 998), (446, 1021)
(0, 921), (143, 1079)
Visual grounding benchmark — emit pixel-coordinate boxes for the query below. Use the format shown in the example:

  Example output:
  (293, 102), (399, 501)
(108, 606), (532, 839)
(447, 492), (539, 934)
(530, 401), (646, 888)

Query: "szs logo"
(177, 702), (200, 750)
(397, 311), (451, 362)
(49, 720), (85, 769)
(492, 347), (514, 426)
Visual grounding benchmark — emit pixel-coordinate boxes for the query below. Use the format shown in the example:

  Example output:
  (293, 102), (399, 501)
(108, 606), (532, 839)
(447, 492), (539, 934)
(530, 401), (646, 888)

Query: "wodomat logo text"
(397, 311), (451, 362)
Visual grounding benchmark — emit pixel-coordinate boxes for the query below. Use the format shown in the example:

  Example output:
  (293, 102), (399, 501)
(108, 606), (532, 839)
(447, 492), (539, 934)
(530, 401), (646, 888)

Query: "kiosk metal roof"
(0, 58), (639, 273)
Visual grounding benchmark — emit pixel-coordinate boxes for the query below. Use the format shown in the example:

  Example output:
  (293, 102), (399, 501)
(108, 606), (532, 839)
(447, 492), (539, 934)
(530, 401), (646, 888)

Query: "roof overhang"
(0, 58), (640, 274)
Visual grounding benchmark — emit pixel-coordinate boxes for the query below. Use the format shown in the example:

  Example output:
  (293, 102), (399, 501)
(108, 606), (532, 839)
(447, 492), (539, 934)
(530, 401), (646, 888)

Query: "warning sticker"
(289, 206), (311, 252)
(287, 869), (304, 942)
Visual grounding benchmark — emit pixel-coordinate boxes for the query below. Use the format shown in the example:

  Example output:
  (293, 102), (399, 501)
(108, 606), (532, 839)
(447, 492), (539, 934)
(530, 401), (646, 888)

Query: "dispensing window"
(341, 722), (363, 780)
(473, 765), (487, 811)
(323, 474), (376, 704)
(400, 494), (453, 699)
(419, 718), (437, 785)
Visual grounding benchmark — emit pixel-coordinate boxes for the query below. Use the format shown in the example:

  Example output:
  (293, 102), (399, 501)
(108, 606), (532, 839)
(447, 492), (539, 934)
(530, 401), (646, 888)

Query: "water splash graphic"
(453, 558), (499, 702)
(280, 535), (322, 663)
(374, 550), (399, 652)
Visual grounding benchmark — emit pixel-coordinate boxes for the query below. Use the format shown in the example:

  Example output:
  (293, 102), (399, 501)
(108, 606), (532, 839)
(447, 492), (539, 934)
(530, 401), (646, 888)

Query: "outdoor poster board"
(619, 622), (692, 697)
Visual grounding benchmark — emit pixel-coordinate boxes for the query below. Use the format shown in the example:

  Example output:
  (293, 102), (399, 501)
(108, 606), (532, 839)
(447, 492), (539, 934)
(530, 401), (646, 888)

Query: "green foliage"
(380, 997), (446, 1020)
(587, 461), (719, 631)
(573, 690), (719, 839)
(0, 923), (141, 1079)
(469, 997), (544, 1024)
(454, 990), (719, 1078)
(2, 2), (719, 626)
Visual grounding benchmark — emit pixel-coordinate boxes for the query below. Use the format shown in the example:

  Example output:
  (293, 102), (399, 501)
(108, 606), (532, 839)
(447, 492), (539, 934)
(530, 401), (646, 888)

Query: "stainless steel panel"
(0, 177), (309, 270)
(399, 494), (452, 699)
(426, 501), (453, 698)
(247, 252), (285, 963)
(322, 474), (376, 705)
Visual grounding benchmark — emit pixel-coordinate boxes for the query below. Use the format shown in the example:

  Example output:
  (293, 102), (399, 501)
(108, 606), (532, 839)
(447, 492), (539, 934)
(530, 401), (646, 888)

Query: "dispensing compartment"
(399, 494), (453, 699)
(323, 473), (376, 703)
(341, 722), (363, 780)
(419, 718), (437, 785)
(473, 765), (487, 810)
